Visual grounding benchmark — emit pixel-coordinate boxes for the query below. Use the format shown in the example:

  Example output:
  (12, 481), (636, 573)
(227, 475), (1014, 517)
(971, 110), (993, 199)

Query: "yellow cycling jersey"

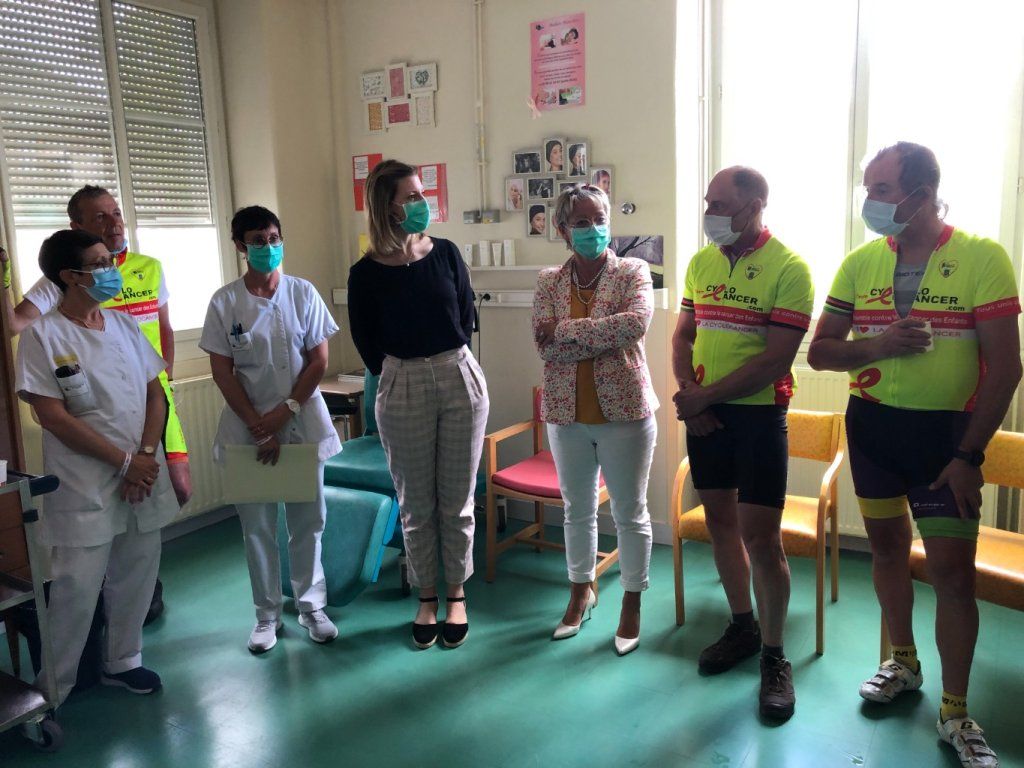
(682, 230), (814, 405)
(824, 226), (1021, 411)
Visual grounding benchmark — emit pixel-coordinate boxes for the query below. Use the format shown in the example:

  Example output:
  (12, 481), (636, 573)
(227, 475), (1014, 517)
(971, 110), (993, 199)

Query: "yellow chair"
(671, 409), (845, 655)
(880, 428), (1024, 660)
(484, 387), (618, 583)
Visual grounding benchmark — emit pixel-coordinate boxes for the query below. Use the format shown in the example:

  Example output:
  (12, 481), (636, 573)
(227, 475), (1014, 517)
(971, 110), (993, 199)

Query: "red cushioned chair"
(484, 387), (618, 583)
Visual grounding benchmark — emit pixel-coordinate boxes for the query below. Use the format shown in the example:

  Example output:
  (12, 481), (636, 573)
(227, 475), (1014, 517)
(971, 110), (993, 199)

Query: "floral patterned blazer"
(533, 253), (659, 426)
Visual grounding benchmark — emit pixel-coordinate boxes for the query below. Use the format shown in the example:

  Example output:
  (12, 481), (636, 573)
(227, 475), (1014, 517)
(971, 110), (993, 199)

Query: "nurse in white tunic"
(200, 205), (341, 653)
(15, 229), (177, 706)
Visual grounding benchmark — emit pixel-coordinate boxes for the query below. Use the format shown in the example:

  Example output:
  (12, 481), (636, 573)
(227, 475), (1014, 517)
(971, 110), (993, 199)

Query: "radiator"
(789, 367), (1001, 537)
(171, 375), (227, 523)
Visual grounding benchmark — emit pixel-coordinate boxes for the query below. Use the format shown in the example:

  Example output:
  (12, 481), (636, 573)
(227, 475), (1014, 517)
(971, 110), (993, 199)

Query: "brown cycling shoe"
(759, 654), (796, 720)
(698, 621), (762, 674)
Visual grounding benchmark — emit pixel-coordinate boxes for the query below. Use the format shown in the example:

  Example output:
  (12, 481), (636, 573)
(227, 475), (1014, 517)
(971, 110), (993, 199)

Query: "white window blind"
(0, 0), (120, 225)
(0, 0), (227, 331)
(111, 1), (212, 224)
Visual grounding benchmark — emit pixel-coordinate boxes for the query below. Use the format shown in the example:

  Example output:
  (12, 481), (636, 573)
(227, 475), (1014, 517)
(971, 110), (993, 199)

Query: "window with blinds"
(0, 0), (224, 330)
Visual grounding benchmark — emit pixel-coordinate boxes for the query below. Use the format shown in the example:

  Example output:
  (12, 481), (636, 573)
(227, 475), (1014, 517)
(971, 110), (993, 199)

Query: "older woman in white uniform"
(201, 205), (341, 653)
(15, 229), (177, 705)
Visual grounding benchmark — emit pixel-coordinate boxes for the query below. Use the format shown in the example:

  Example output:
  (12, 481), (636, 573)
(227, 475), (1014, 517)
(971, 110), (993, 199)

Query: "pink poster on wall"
(530, 12), (585, 111)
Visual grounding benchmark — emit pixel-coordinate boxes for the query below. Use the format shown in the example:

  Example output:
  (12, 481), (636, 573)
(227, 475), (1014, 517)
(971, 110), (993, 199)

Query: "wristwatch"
(140, 446), (156, 456)
(953, 448), (985, 467)
(285, 398), (301, 415)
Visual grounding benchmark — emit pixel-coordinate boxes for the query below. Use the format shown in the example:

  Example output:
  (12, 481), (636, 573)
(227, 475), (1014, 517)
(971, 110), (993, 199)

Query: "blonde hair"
(365, 159), (418, 256)
(553, 184), (611, 247)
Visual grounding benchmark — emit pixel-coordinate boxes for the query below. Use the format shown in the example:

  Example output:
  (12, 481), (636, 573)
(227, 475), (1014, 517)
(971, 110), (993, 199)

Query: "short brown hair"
(67, 185), (114, 223)
(365, 160), (419, 257)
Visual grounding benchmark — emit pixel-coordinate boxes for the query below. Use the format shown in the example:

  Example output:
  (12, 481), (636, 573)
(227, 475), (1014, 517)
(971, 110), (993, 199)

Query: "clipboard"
(223, 444), (319, 504)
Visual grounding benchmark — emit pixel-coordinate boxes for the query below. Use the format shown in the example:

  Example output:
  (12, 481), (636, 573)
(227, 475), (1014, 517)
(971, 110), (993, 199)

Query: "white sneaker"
(299, 609), (338, 643)
(937, 717), (1000, 768)
(858, 659), (923, 703)
(248, 618), (283, 654)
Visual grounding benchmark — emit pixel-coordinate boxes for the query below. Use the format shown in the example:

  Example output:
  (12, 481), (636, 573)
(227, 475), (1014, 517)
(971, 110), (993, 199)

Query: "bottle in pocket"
(55, 363), (98, 414)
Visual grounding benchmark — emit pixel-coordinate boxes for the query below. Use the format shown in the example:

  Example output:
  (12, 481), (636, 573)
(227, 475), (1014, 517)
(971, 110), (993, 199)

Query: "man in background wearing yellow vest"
(809, 142), (1020, 768)
(672, 167), (813, 721)
(2, 185), (192, 508)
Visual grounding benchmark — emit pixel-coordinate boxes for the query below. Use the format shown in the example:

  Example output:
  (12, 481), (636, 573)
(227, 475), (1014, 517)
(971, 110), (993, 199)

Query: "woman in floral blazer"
(533, 184), (659, 657)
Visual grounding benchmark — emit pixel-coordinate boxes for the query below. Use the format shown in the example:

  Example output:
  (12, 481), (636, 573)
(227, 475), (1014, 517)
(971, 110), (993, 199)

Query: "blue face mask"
(703, 214), (742, 246)
(570, 224), (611, 260)
(247, 242), (284, 273)
(80, 266), (122, 302)
(862, 187), (924, 236)
(399, 199), (431, 234)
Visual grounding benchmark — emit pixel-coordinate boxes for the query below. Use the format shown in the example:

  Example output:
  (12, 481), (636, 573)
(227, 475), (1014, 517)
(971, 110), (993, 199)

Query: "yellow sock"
(941, 691), (968, 722)
(891, 644), (919, 673)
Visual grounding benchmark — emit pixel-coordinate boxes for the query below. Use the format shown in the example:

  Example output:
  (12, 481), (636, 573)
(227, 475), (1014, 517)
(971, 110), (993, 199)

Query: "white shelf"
(469, 264), (559, 271)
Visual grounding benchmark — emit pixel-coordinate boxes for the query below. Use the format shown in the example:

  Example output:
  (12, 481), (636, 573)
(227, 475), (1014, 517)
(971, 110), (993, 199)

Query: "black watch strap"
(953, 448), (985, 467)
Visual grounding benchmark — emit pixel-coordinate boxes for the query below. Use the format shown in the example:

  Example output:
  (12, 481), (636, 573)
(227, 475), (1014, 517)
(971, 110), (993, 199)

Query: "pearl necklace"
(572, 262), (606, 306)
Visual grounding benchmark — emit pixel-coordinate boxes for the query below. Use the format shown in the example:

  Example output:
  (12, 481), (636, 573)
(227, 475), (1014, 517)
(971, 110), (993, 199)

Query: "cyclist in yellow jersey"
(672, 167), (813, 721)
(2, 187), (192, 508)
(810, 143), (1020, 768)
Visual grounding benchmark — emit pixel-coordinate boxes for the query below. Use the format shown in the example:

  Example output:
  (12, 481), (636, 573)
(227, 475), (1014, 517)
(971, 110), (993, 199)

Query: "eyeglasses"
(71, 260), (114, 273)
(245, 235), (283, 247)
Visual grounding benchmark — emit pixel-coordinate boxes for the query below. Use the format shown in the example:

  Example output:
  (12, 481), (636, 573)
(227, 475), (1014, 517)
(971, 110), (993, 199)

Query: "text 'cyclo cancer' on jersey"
(824, 226), (1021, 412)
(682, 230), (814, 406)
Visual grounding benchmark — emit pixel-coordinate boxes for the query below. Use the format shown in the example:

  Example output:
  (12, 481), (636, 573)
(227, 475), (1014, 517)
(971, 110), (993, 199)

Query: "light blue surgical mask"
(703, 214), (742, 246)
(247, 242), (284, 273)
(79, 266), (123, 302)
(861, 187), (924, 236)
(399, 199), (431, 234)
(570, 224), (611, 260)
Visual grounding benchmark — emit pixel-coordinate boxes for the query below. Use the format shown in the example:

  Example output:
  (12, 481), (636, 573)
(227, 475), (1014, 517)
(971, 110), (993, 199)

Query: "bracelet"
(119, 451), (132, 477)
(255, 435), (273, 446)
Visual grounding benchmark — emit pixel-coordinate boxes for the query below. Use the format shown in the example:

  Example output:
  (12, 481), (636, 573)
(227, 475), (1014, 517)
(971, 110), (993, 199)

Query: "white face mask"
(703, 214), (742, 246)
(861, 186), (924, 236)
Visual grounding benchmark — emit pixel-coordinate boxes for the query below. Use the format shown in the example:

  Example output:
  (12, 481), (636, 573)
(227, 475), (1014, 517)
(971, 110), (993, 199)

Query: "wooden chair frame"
(671, 410), (845, 655)
(484, 387), (617, 583)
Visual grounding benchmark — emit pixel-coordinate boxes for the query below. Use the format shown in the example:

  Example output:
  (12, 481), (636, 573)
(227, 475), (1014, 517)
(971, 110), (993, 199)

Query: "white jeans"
(235, 462), (328, 621)
(547, 416), (657, 591)
(43, 514), (161, 706)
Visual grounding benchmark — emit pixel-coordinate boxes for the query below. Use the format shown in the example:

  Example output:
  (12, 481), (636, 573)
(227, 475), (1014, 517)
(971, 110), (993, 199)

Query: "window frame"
(0, 0), (235, 354)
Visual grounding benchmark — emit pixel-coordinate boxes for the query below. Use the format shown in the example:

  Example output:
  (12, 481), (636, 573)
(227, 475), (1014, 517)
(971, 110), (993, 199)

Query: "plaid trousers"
(376, 346), (489, 587)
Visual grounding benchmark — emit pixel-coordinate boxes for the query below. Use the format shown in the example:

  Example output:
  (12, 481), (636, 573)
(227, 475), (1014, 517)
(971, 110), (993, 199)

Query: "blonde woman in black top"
(348, 160), (489, 650)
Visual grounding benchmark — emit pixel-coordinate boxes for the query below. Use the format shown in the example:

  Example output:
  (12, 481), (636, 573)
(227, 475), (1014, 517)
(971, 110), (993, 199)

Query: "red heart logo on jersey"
(859, 326), (869, 333)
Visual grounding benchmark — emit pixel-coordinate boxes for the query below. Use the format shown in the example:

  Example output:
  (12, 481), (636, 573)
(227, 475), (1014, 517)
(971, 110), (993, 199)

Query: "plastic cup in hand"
(922, 319), (934, 352)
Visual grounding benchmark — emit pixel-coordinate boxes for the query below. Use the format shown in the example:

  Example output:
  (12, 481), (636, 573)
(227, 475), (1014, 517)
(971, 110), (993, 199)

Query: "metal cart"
(0, 470), (62, 751)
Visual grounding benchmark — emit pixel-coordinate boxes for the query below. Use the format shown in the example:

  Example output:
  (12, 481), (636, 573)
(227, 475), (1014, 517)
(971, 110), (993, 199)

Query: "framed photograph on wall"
(557, 180), (578, 197)
(541, 136), (566, 174)
(386, 62), (408, 99)
(513, 149), (542, 174)
(566, 140), (589, 178)
(407, 62), (438, 92)
(505, 177), (525, 211)
(527, 203), (547, 237)
(360, 70), (386, 100)
(413, 92), (435, 127)
(590, 166), (613, 199)
(547, 206), (563, 243)
(364, 99), (385, 135)
(527, 175), (555, 200)
(385, 98), (413, 128)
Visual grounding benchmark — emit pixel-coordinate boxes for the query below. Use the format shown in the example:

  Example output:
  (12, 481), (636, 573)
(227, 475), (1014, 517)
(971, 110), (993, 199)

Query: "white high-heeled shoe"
(614, 634), (640, 656)
(552, 587), (598, 640)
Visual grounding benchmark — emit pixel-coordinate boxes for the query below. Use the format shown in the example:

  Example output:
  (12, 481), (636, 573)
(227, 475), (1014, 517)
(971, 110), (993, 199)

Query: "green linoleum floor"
(1, 516), (1023, 768)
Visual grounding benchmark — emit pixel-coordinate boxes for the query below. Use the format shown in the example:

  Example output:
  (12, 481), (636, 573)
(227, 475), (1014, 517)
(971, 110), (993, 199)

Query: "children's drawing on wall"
(530, 12), (585, 112)
(358, 61), (439, 133)
(611, 235), (664, 289)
